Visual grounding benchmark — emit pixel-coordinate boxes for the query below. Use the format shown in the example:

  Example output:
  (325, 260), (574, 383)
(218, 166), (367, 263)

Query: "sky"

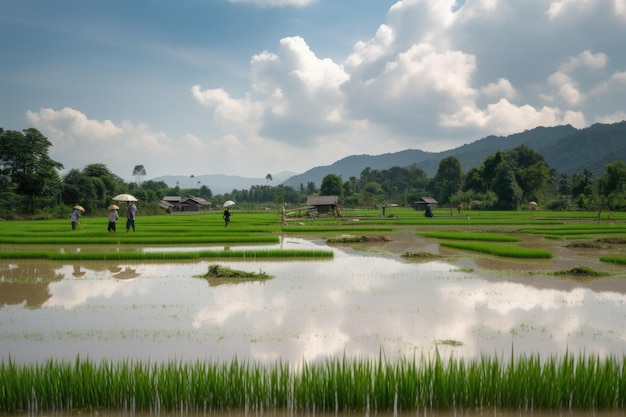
(1, 0), (626, 182)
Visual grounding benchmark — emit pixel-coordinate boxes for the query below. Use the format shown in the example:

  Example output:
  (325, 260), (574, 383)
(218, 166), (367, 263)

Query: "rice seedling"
(0, 235), (279, 245)
(600, 255), (626, 265)
(1, 352), (625, 413)
(0, 248), (333, 260)
(440, 241), (553, 258)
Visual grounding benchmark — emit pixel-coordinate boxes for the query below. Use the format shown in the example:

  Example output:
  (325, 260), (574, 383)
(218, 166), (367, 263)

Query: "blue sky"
(1, 0), (625, 182)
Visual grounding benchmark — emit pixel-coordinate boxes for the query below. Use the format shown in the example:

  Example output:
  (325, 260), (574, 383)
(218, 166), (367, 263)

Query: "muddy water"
(2, 235), (626, 367)
(3, 235), (626, 416)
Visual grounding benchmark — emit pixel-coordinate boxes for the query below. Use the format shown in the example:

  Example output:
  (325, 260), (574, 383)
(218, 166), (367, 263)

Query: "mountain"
(281, 121), (626, 188)
(150, 171), (297, 194)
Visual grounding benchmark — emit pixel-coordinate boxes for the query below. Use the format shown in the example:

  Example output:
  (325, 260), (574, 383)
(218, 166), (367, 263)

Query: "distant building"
(184, 196), (212, 211)
(412, 197), (438, 211)
(159, 196), (211, 212)
(307, 195), (339, 214)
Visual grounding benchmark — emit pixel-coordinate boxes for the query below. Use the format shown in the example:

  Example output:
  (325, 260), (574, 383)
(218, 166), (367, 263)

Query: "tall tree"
(320, 174), (343, 199)
(492, 161), (523, 209)
(133, 165), (146, 185)
(63, 163), (125, 211)
(432, 156), (463, 204)
(0, 128), (64, 214)
(480, 151), (504, 192)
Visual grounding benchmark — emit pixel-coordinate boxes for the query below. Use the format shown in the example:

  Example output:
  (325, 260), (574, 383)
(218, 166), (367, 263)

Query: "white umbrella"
(223, 200), (235, 208)
(113, 194), (138, 202)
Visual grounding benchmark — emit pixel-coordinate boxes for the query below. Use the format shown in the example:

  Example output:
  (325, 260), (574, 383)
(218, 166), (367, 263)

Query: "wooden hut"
(307, 195), (339, 214)
(412, 197), (438, 211)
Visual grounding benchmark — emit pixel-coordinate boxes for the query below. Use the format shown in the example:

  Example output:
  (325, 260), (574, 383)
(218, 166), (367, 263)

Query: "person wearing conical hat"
(108, 206), (119, 232)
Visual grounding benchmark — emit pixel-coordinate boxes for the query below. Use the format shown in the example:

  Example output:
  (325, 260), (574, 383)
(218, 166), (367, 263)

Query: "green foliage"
(62, 164), (126, 213)
(0, 128), (64, 215)
(492, 161), (523, 209)
(320, 174), (344, 199)
(2, 124), (626, 218)
(432, 156), (463, 204)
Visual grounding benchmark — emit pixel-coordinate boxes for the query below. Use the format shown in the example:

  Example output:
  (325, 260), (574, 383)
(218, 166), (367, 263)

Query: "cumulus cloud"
(440, 99), (586, 134)
(191, 0), (625, 160)
(21, 0), (626, 178)
(26, 107), (268, 181)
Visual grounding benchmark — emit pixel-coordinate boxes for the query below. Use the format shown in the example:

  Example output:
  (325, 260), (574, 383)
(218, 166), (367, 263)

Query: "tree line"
(1, 127), (625, 220)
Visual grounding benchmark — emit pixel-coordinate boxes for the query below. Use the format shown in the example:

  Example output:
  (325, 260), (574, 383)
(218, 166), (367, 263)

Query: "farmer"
(223, 209), (231, 227)
(70, 207), (81, 230)
(108, 207), (119, 232)
(126, 201), (137, 232)
(424, 204), (433, 218)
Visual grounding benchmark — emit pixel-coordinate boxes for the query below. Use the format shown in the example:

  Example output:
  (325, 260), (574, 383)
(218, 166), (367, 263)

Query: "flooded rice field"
(2, 233), (626, 366)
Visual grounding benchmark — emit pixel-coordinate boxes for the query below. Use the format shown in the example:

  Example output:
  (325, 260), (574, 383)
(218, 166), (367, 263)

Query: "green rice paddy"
(1, 353), (625, 413)
(2, 207), (626, 414)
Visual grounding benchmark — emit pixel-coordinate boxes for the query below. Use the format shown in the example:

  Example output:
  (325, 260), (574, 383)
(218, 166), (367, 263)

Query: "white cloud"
(546, 0), (597, 20)
(15, 0), (626, 178)
(26, 107), (270, 181)
(596, 111), (626, 124)
(481, 78), (517, 100)
(191, 85), (264, 134)
(440, 99), (586, 135)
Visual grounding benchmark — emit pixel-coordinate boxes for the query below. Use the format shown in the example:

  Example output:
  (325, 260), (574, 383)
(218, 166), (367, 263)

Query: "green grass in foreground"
(1, 353), (625, 413)
(440, 241), (553, 258)
(0, 248), (333, 260)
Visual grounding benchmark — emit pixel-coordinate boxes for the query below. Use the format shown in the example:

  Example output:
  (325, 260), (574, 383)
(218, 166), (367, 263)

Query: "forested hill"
(282, 121), (626, 188)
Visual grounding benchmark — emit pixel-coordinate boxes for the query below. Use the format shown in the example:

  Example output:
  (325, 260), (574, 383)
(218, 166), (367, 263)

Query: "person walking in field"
(223, 209), (231, 227)
(70, 207), (81, 230)
(108, 207), (119, 232)
(126, 202), (137, 232)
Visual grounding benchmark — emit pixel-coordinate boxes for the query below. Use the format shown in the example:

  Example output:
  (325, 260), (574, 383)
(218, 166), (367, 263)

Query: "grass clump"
(553, 266), (609, 277)
(326, 235), (390, 243)
(199, 264), (272, 280)
(440, 241), (553, 258)
(401, 252), (442, 260)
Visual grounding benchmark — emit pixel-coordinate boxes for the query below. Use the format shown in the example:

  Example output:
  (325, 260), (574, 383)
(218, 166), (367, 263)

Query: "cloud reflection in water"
(2, 240), (626, 365)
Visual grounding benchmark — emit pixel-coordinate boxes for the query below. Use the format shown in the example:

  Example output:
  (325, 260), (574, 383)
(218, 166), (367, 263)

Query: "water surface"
(2, 236), (626, 366)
